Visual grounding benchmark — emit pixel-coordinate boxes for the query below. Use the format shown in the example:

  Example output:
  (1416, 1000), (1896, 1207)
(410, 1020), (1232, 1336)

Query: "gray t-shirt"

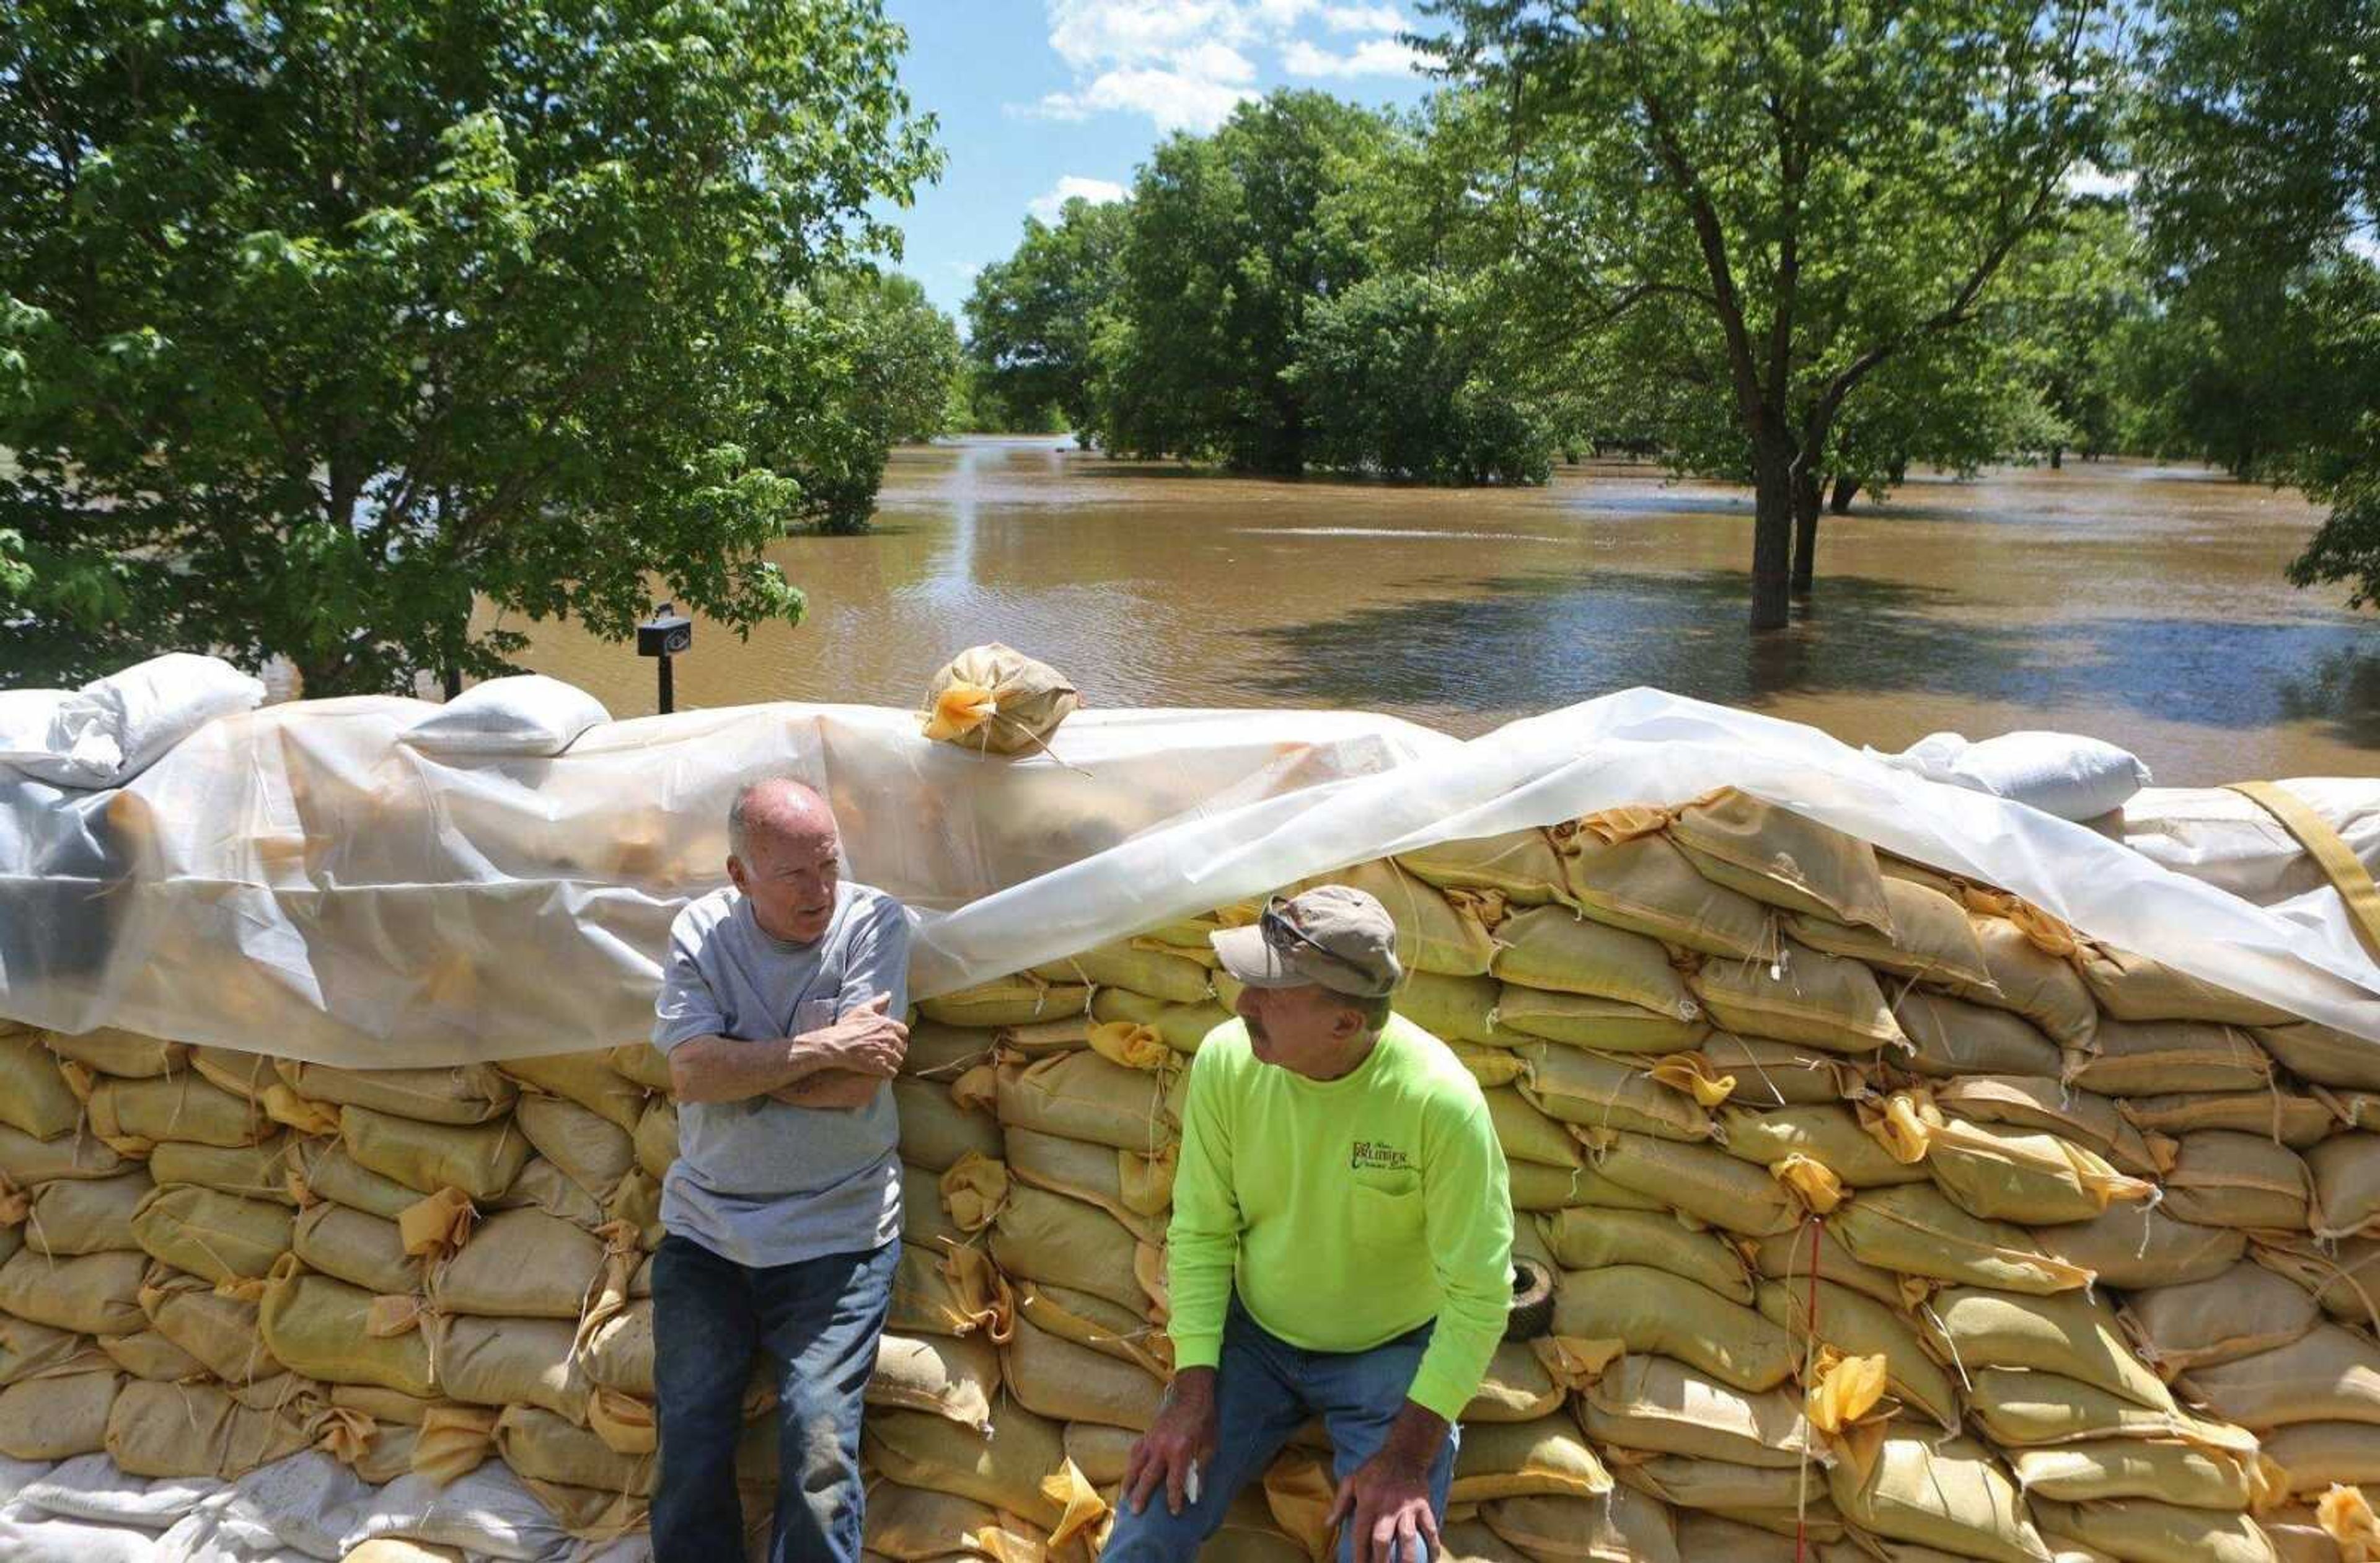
(651, 881), (910, 1268)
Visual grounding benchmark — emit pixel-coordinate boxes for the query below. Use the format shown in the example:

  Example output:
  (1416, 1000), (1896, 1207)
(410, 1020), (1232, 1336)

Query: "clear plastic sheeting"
(2, 687), (2378, 1064)
(2125, 778), (2380, 974)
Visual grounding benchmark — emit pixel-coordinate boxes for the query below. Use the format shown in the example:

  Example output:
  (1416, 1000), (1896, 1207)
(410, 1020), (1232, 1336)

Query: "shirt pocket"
(1347, 1170), (1426, 1252)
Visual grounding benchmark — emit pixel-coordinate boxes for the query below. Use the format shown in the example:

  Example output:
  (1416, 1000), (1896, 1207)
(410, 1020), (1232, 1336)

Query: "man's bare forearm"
(1376, 1400), (1449, 1473)
(668, 1033), (832, 1104)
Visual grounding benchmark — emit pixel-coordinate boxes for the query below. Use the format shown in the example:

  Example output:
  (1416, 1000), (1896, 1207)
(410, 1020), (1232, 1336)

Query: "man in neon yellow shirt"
(1112, 885), (1514, 1563)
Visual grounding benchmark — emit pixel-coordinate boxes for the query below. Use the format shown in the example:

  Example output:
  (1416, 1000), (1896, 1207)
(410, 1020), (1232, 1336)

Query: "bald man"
(650, 778), (913, 1563)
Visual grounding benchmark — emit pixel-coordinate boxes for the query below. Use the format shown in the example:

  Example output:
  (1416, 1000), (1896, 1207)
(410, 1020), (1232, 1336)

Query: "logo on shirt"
(1350, 1139), (1414, 1173)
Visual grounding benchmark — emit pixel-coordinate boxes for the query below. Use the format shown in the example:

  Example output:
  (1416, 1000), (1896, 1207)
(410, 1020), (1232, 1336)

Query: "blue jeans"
(651, 1232), (898, 1563)
(1101, 1296), (1458, 1563)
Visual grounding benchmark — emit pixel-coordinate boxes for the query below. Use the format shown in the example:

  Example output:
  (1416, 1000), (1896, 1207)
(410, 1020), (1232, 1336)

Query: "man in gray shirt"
(650, 778), (912, 1563)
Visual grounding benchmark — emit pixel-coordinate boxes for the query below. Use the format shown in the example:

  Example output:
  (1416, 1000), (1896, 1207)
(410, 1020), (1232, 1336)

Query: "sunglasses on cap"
(1259, 896), (1361, 971)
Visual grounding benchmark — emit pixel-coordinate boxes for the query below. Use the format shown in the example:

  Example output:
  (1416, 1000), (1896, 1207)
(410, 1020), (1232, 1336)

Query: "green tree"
(1422, 0), (2115, 628)
(963, 195), (1130, 434)
(2135, 0), (2380, 607)
(0, 0), (938, 693)
(834, 271), (963, 447)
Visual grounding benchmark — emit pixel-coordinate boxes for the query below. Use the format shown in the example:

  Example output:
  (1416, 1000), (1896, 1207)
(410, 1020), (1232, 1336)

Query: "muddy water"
(511, 436), (2380, 785)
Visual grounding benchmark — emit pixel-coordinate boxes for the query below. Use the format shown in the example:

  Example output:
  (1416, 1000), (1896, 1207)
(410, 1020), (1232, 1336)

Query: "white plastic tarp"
(2, 687), (2377, 1062)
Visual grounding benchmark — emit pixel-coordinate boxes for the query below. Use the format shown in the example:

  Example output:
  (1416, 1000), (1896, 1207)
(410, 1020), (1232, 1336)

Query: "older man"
(1111, 885), (1514, 1563)
(650, 778), (912, 1563)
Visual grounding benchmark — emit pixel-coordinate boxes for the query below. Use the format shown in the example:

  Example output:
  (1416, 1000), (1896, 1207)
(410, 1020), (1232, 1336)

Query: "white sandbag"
(1875, 730), (2149, 822)
(399, 676), (609, 758)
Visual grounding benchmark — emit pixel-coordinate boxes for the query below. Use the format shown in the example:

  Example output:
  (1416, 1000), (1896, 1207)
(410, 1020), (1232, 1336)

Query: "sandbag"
(1003, 1126), (1170, 1244)
(1, 1313), (110, 1385)
(862, 1481), (1057, 1563)
(1831, 1184), (2093, 1294)
(1447, 1414), (1612, 1502)
(1557, 827), (1776, 962)
(24, 1171), (151, 1255)
(129, 1184), (294, 1283)
(1933, 1074), (2167, 1177)
(1536, 1207), (1752, 1302)
(2162, 1131), (2312, 1231)
(1756, 1274), (1963, 1430)
(1014, 1279), (1170, 1378)
(97, 1327), (206, 1381)
(1966, 1367), (2260, 1453)
(89, 1072), (270, 1147)
(43, 1027), (188, 1077)
(918, 641), (1078, 754)
(869, 1331), (1003, 1433)
(1507, 1160), (1651, 1212)
(995, 1050), (1184, 1153)
(276, 1062), (517, 1125)
(1668, 789), (1892, 931)
(2179, 1324), (2380, 1431)
(1090, 988), (1233, 1053)
(1921, 1116), (2153, 1225)
(0, 1121), (130, 1182)
(0, 1034), (80, 1138)
(632, 1097), (677, 1179)
(1299, 858), (1498, 977)
(1745, 1220), (1907, 1310)
(0, 1368), (121, 1459)
(515, 1094), (635, 1201)
(1696, 1034), (1864, 1107)
(990, 1185), (1152, 1315)
(1033, 943), (1213, 1005)
(892, 1078), (1005, 1174)
(1396, 972), (1509, 1047)
(2258, 1422), (2380, 1497)
(438, 1313), (591, 1422)
(2121, 1262), (2322, 1375)
(1000, 1315), (1161, 1432)
(2310, 1134), (2380, 1239)
(258, 1264), (436, 1397)
(1517, 1046), (1711, 1142)
(2008, 1438), (2255, 1509)
(1479, 1488), (1683, 1563)
(1942, 916), (2099, 1049)
(1827, 1433), (2050, 1563)
(1399, 828), (1571, 905)
(923, 974), (1093, 1029)
(583, 1301), (654, 1397)
(1609, 1453), (1822, 1513)
(1688, 943), (1906, 1054)
(104, 1378), (309, 1479)
(289, 1138), (422, 1218)
(291, 1202), (419, 1296)
(1578, 1130), (1798, 1236)
(150, 1134), (298, 1205)
(1890, 990), (2061, 1079)
(0, 1246), (146, 1334)
(2079, 946), (2298, 1027)
(1719, 1103), (1931, 1189)
(2027, 1201), (2244, 1290)
(340, 1106), (528, 1202)
(431, 1207), (610, 1320)
(1464, 1340), (1564, 1424)
(862, 1404), (1100, 1535)
(2254, 1235), (2380, 1327)
(1787, 876), (1994, 989)
(2069, 1021), (2274, 1096)
(1491, 908), (1696, 1020)
(504, 1156), (607, 1230)
(2030, 1497), (2280, 1563)
(139, 1272), (283, 1384)
(2260, 1021), (2380, 1091)
(496, 1053), (647, 1132)
(1551, 1266), (1795, 1392)
(609, 1043), (674, 1093)
(1491, 987), (1704, 1054)
(1928, 1287), (2176, 1409)
(495, 1402), (653, 1495)
(1486, 1087), (1586, 1169)
(1579, 1352), (1815, 1467)
(2121, 1090), (2336, 1148)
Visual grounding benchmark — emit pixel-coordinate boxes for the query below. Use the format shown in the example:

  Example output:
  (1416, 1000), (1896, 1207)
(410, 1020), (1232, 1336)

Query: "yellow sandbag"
(514, 1093), (635, 1200)
(2028, 1200), (2245, 1290)
(289, 1137), (422, 1218)
(1719, 1103), (1931, 1189)
(1442, 1518), (1535, 1563)
(892, 1078), (1005, 1174)
(1003, 1127), (1169, 1244)
(2262, 1022), (2380, 1092)
(99, 1328), (206, 1382)
(1579, 1352), (1816, 1467)
(2069, 1019), (2274, 1096)
(2164, 1131), (2312, 1231)
(2255, 1236), (2380, 1329)
(1667, 790), (1893, 931)
(138, 1272), (283, 1384)
(1013, 1279), (1171, 1378)
(495, 1402), (653, 1495)
(2311, 1134), (2380, 1241)
(2311, 1490), (2378, 1563)
(1929, 1287), (2177, 1409)
(130, 1185), (293, 1283)
(919, 641), (1077, 753)
(1923, 1117), (2154, 1225)
(1064, 1420), (1137, 1486)
(295, 1202), (423, 1296)
(1000, 1314), (1161, 1432)
(1397, 971), (1508, 1047)
(863, 1404), (1104, 1537)
(1827, 1433), (2050, 1563)
(1299, 858), (1498, 977)
(1667, 1513), (1848, 1562)
(1447, 1414), (1612, 1502)
(1491, 986), (1704, 1055)
(1507, 1159), (1657, 1212)
(1966, 1366), (2259, 1453)
(608, 1042), (674, 1093)
(436, 1313), (590, 1422)
(2179, 1324), (2380, 1432)
(1559, 826), (1776, 961)
(1478, 1489), (1683, 1563)
(1696, 1034), (1864, 1107)
(1941, 916), (2100, 1049)
(1536, 1207), (1752, 1302)
(889, 1243), (1013, 1342)
(1744, 1222), (1908, 1311)
(2011, 1438), (2255, 1509)
(1831, 1184), (2094, 1294)
(1033, 943), (1213, 1006)
(2262, 1424), (2380, 1497)
(0, 1121), (131, 1182)
(0, 1034), (80, 1139)
(1608, 1453), (1822, 1513)
(1552, 1266), (1796, 1392)
(927, 974), (1095, 1029)
(1516, 1045), (1711, 1141)
(1399, 829), (1572, 905)
(42, 1027), (187, 1077)
(276, 1062), (518, 1126)
(340, 1106), (527, 1202)
(0, 1246), (146, 1334)
(0, 1368), (120, 1458)
(1688, 943), (1906, 1055)
(997, 1050), (1184, 1153)
(2030, 1496), (2281, 1563)
(1089, 988), (1233, 1054)
(581, 1301), (653, 1397)
(1579, 1129), (1799, 1236)
(2125, 1090), (2337, 1148)
(1755, 1274), (1962, 1430)
(503, 1156), (605, 1230)
(630, 1097), (676, 1182)
(105, 1378), (309, 1478)
(990, 1185), (1153, 1316)
(1486, 1086), (1586, 1169)
(868, 1331), (1003, 1433)
(25, 1171), (151, 1255)
(496, 1052), (648, 1132)
(1787, 876), (1994, 989)
(259, 1263), (436, 1397)
(428, 1206), (607, 1319)
(1464, 1340), (1564, 1424)
(1890, 991), (2061, 1079)
(89, 1073), (270, 1147)
(2122, 1261), (2323, 1376)
(2079, 946), (2298, 1026)
(151, 1134), (298, 1206)
(862, 1480), (1056, 1563)
(1491, 908), (1698, 1020)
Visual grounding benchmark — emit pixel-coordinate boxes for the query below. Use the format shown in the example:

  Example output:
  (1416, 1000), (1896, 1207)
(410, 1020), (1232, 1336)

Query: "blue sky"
(878, 0), (1440, 322)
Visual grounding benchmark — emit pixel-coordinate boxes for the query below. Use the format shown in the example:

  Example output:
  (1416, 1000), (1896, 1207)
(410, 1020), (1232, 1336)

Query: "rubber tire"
(1504, 1257), (1556, 1342)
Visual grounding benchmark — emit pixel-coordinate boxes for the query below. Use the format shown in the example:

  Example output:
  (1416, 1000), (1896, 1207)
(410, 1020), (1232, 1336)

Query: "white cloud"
(1046, 0), (1253, 70)
(1319, 4), (1406, 32)
(1029, 175), (1130, 221)
(1035, 68), (1261, 133)
(1280, 35), (1423, 77)
(2064, 165), (2138, 198)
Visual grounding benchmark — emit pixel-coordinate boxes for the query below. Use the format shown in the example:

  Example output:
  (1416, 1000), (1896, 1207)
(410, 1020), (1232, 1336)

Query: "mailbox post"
(637, 603), (694, 715)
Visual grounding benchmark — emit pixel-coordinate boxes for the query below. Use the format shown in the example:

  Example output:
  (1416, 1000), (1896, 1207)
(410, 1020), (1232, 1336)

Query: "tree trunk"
(1789, 465), (1823, 599)
(2050, 444), (2065, 470)
(1750, 437), (1796, 632)
(1829, 476), (1860, 514)
(441, 667), (462, 701)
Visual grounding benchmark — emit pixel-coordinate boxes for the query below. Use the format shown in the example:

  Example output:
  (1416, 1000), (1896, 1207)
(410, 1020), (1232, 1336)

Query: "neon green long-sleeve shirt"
(1165, 1013), (1514, 1422)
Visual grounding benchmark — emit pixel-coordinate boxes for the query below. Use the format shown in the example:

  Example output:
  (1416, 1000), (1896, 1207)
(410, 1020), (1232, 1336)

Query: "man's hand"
(796, 992), (908, 1079)
(1328, 1401), (1447, 1563)
(1122, 1367), (1219, 1518)
(767, 1070), (884, 1110)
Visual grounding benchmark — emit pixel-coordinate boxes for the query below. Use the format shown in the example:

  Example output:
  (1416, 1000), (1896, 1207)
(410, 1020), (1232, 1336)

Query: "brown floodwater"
(510, 436), (2380, 785)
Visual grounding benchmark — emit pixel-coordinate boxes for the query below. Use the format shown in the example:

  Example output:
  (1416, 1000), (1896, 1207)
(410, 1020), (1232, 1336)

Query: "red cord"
(1795, 1215), (1823, 1563)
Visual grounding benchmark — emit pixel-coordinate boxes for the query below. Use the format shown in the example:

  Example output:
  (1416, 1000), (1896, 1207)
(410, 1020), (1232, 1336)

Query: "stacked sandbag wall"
(7, 786), (2380, 1563)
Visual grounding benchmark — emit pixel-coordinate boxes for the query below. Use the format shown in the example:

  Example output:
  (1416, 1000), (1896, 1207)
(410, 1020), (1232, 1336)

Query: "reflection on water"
(510, 437), (2380, 784)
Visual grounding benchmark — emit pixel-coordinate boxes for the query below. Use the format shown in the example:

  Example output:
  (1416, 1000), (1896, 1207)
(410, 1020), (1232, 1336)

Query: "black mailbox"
(638, 605), (693, 659)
